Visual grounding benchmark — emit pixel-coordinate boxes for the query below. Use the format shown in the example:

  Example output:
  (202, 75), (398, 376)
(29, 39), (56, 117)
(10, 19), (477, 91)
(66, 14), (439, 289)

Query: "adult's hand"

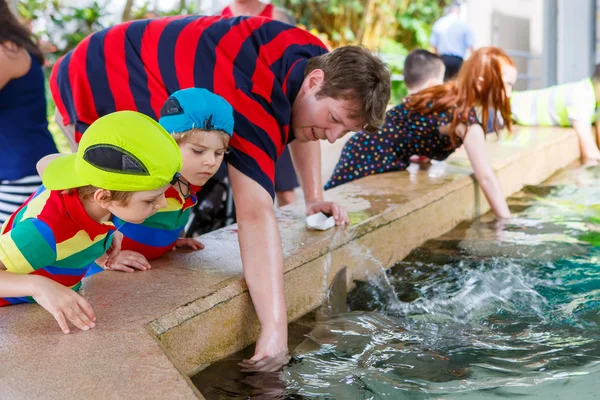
(306, 198), (350, 226)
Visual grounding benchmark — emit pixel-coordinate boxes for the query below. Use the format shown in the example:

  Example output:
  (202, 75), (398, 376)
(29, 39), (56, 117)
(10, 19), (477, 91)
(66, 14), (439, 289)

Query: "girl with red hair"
(325, 47), (517, 218)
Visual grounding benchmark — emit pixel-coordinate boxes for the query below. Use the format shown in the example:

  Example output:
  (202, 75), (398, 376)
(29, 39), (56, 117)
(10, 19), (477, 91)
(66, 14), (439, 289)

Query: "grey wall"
(556, 0), (595, 83)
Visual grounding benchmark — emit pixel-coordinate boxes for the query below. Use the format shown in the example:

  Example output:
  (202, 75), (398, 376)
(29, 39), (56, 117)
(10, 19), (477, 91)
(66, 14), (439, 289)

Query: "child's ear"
(93, 189), (113, 209)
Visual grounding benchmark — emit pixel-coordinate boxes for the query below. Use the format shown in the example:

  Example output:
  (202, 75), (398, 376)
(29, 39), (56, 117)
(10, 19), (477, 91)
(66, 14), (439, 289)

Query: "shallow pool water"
(194, 166), (600, 399)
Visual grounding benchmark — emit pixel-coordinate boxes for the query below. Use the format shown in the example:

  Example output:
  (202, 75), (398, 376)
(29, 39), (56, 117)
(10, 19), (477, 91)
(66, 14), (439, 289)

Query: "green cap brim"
(42, 154), (90, 190)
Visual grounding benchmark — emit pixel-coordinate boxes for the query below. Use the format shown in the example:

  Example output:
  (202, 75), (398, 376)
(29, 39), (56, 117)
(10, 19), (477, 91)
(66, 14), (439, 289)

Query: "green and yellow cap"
(43, 111), (182, 191)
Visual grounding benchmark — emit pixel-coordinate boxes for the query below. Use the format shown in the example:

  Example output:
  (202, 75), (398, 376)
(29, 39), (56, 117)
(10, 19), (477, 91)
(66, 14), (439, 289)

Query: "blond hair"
(172, 128), (230, 147)
(75, 186), (133, 205)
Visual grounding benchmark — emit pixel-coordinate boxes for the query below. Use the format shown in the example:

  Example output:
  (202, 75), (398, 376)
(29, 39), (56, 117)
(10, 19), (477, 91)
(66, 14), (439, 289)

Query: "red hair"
(406, 47), (515, 146)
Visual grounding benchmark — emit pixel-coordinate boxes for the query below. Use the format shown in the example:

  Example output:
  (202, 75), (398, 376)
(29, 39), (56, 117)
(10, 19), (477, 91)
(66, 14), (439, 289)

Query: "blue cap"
(158, 88), (234, 136)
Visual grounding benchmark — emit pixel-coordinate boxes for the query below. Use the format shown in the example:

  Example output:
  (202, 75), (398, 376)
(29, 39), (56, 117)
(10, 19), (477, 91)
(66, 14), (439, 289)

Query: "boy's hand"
(106, 231), (123, 258)
(172, 238), (205, 251)
(31, 277), (96, 334)
(105, 250), (151, 272)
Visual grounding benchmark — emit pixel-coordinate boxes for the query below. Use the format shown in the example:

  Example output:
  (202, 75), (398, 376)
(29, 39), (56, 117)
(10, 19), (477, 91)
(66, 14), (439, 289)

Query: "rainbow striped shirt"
(0, 187), (115, 306)
(115, 185), (198, 260)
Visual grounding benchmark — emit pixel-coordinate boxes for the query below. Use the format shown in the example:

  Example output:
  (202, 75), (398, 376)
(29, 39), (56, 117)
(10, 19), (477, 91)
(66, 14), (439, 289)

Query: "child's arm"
(0, 266), (96, 334)
(461, 124), (511, 219)
(571, 120), (600, 163)
(104, 250), (151, 272)
(173, 237), (204, 251)
(99, 231), (149, 272)
(0, 220), (96, 333)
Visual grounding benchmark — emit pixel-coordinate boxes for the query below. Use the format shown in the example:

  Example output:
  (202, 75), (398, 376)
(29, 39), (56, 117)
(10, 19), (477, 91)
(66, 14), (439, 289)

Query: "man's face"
(291, 69), (366, 143)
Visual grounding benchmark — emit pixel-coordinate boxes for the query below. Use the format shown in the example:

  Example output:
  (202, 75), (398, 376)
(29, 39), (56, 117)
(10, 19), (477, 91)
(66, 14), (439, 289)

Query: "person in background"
(0, 0), (58, 224)
(403, 49), (446, 165)
(430, 1), (475, 81)
(403, 49), (445, 96)
(221, 0), (295, 25)
(326, 47), (517, 221)
(220, 0), (299, 207)
(511, 65), (600, 164)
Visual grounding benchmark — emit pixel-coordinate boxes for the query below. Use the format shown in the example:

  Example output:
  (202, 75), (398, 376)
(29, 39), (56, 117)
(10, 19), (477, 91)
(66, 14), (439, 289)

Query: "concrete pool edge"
(0, 127), (580, 399)
(150, 127), (581, 376)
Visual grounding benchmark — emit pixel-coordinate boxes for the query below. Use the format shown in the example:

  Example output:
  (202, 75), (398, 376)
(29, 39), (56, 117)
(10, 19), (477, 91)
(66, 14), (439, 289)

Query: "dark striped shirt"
(50, 16), (328, 198)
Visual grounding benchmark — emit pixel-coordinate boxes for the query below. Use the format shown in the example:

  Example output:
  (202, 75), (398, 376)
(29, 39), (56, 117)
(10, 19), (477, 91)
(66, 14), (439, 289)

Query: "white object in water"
(306, 212), (336, 231)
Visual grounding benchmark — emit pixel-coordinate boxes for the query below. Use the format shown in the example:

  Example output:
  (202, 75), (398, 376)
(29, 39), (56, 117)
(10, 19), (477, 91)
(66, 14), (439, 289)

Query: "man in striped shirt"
(511, 65), (600, 163)
(49, 16), (391, 371)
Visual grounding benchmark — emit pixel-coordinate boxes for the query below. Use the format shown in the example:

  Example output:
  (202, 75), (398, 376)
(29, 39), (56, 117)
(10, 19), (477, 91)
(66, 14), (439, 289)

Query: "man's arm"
(288, 140), (349, 225)
(228, 164), (289, 371)
(288, 140), (322, 203)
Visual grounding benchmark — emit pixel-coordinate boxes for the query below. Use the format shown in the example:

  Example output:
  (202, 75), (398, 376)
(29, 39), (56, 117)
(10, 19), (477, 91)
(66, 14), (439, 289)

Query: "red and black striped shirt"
(50, 16), (328, 198)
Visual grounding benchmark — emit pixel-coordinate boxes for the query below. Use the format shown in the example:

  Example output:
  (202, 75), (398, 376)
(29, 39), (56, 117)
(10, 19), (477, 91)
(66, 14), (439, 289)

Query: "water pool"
(194, 166), (600, 399)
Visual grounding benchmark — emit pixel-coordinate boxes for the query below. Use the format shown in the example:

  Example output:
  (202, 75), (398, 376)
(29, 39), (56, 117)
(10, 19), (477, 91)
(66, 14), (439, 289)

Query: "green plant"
(18, 0), (107, 59)
(275, 0), (450, 50)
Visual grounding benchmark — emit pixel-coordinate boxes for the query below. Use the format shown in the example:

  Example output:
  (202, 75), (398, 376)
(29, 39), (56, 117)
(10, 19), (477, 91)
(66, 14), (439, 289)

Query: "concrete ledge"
(0, 127), (579, 398)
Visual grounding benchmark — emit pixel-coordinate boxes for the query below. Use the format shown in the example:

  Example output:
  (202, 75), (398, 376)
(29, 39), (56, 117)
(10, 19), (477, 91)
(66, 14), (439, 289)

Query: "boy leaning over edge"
(103, 88), (234, 272)
(0, 111), (182, 334)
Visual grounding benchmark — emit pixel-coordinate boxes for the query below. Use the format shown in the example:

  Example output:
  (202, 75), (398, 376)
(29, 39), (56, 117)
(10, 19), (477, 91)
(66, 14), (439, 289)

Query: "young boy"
(403, 49), (446, 95)
(0, 111), (182, 334)
(104, 88), (234, 272)
(511, 65), (600, 164)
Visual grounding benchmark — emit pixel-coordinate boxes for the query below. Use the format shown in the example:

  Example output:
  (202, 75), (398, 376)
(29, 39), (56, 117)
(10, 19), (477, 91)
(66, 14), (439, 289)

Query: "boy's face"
(291, 69), (366, 143)
(179, 130), (229, 187)
(108, 184), (170, 224)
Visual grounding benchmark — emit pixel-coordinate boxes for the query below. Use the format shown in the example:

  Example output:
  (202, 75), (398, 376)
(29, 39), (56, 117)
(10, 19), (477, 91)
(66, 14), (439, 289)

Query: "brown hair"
(75, 186), (133, 205)
(305, 45), (391, 133)
(172, 129), (230, 147)
(406, 47), (514, 146)
(403, 49), (444, 90)
(0, 0), (44, 64)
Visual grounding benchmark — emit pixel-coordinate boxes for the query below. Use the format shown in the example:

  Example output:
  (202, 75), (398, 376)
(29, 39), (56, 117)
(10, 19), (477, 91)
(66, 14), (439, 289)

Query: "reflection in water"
(194, 166), (600, 399)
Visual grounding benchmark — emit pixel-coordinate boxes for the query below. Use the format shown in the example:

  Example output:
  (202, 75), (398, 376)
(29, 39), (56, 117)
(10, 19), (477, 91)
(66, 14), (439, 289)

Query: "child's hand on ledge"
(32, 277), (96, 334)
(105, 250), (151, 272)
(172, 238), (205, 251)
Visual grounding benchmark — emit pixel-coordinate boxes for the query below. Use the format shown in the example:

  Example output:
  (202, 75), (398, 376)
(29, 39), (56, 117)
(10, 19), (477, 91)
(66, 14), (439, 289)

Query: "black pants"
(441, 55), (464, 81)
